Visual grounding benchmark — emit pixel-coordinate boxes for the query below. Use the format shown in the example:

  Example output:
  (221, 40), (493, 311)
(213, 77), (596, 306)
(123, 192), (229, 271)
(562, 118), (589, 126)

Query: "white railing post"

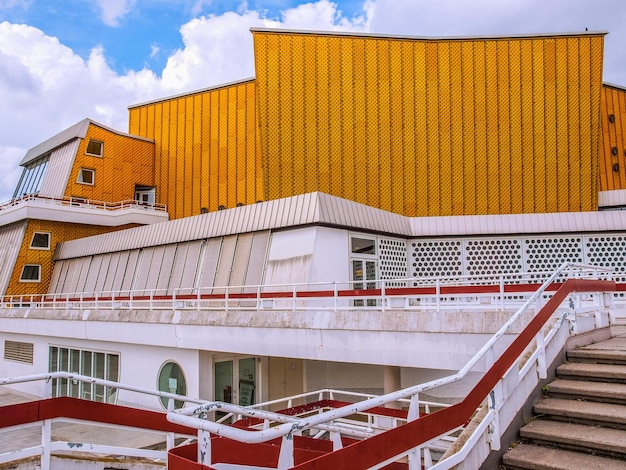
(333, 281), (338, 311)
(381, 280), (386, 312)
(436, 278), (441, 312)
(535, 331), (547, 380)
(277, 435), (295, 469)
(41, 419), (52, 470)
(197, 429), (211, 466)
(330, 431), (343, 450)
(499, 275), (505, 310)
(488, 390), (501, 452)
(408, 447), (421, 470)
(407, 393), (420, 421)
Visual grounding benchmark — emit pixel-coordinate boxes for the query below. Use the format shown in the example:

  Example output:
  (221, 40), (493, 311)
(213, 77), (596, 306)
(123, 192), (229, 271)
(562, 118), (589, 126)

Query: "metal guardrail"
(2, 265), (617, 313)
(0, 193), (167, 212)
(0, 263), (619, 469)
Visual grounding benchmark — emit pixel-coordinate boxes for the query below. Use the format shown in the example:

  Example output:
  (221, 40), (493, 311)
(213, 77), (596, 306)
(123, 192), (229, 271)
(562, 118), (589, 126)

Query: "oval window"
(158, 361), (187, 409)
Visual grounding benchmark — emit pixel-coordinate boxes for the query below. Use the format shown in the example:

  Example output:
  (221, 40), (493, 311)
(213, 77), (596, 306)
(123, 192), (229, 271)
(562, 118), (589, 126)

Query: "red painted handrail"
(289, 278), (616, 469)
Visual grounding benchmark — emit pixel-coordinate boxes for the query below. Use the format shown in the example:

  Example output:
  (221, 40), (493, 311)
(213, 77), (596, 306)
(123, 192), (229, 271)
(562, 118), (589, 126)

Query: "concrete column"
(383, 366), (402, 409)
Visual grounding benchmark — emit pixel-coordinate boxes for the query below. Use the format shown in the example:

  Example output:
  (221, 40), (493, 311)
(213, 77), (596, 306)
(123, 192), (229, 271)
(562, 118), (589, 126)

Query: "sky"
(0, 0), (625, 202)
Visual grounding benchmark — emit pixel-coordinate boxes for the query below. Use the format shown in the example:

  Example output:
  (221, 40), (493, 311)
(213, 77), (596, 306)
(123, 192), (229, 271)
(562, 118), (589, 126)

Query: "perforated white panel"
(379, 238), (408, 287)
(525, 237), (583, 274)
(584, 235), (626, 283)
(409, 233), (626, 283)
(410, 240), (463, 284)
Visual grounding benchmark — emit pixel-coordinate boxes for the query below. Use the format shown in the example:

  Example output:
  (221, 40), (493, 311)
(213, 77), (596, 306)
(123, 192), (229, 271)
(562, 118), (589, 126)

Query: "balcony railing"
(0, 194), (167, 213)
(2, 264), (621, 313)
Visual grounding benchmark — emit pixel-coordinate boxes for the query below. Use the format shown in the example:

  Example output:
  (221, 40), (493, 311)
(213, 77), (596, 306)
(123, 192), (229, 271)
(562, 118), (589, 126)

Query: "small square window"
(20, 264), (41, 282)
(78, 168), (94, 185)
(86, 139), (103, 157)
(30, 232), (51, 250)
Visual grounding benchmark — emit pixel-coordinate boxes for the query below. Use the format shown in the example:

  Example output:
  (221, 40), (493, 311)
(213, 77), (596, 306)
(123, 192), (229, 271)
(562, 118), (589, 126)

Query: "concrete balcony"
(0, 194), (169, 227)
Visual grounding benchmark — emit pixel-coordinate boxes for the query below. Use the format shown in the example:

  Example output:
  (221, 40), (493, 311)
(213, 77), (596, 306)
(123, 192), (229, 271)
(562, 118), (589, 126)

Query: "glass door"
(352, 259), (377, 306)
(214, 357), (257, 407)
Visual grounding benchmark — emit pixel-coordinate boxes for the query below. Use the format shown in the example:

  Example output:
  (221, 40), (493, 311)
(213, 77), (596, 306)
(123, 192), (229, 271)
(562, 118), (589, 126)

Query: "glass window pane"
(158, 361), (186, 409)
(351, 237), (376, 255)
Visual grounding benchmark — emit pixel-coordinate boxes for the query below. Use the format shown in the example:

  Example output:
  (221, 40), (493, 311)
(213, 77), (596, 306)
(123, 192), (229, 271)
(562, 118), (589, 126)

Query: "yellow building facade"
(5, 29), (626, 297)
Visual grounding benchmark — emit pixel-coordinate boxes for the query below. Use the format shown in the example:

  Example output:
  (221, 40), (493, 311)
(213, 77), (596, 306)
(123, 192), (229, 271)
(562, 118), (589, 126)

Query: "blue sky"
(0, 0), (625, 201)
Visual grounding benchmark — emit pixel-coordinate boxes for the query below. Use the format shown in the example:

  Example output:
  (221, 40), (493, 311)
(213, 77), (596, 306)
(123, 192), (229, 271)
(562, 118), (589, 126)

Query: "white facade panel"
(120, 249), (140, 292)
(38, 139), (80, 198)
(196, 238), (222, 290)
(213, 235), (237, 290)
(0, 221), (27, 295)
(156, 244), (177, 291)
(229, 233), (253, 291)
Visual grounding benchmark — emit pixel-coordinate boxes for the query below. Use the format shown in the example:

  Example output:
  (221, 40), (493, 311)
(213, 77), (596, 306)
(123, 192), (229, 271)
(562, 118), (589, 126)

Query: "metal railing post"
(198, 429), (211, 466)
(41, 419), (51, 470)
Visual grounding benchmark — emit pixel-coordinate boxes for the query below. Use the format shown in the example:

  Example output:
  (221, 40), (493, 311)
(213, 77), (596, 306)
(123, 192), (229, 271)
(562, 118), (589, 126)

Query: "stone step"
(556, 362), (626, 383)
(519, 419), (626, 459)
(502, 443), (626, 470)
(546, 378), (626, 404)
(567, 338), (626, 365)
(534, 397), (626, 429)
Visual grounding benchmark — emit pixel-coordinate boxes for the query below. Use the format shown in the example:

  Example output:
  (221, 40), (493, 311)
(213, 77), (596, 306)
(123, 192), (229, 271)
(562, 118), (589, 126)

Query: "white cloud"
(95, 0), (135, 27)
(0, 0), (32, 9)
(150, 43), (160, 59)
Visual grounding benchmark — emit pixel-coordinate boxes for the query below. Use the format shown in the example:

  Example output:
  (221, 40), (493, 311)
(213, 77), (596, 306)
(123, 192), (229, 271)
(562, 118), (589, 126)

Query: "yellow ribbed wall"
(66, 123), (154, 202)
(253, 31), (604, 216)
(7, 221), (135, 296)
(599, 85), (626, 191)
(128, 80), (263, 220)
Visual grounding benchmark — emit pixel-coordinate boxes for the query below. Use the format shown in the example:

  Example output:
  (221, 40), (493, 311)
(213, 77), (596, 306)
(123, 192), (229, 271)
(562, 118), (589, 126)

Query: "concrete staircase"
(502, 336), (626, 469)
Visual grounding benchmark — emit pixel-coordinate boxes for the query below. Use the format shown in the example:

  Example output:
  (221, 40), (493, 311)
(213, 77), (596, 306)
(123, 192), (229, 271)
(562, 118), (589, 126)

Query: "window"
(4, 340), (34, 364)
(49, 346), (120, 403)
(78, 168), (94, 185)
(30, 232), (51, 250)
(158, 361), (187, 409)
(351, 237), (376, 255)
(86, 139), (103, 157)
(20, 264), (41, 282)
(13, 155), (49, 198)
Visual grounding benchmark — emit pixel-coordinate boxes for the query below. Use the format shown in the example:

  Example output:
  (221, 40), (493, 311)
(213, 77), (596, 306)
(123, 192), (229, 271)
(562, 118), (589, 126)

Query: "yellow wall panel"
(599, 85), (626, 191)
(128, 79), (261, 218)
(7, 221), (136, 296)
(65, 123), (154, 203)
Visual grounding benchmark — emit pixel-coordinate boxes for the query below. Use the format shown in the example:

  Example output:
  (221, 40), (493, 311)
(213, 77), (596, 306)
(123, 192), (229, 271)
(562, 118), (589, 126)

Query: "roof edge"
(250, 27), (608, 42)
(20, 118), (153, 166)
(128, 77), (256, 109)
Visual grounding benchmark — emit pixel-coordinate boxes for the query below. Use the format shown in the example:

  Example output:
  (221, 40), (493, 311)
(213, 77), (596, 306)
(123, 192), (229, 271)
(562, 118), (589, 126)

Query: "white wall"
(0, 332), (199, 411)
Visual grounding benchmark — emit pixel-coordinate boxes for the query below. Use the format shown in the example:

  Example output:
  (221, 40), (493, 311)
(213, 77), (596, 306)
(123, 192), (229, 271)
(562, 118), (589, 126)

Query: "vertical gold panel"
(473, 41), (488, 214)
(555, 38), (568, 212)
(449, 42), (464, 215)
(437, 43), (452, 215)
(353, 38), (368, 206)
(508, 40), (523, 213)
(364, 39), (379, 208)
(341, 38), (356, 202)
(377, 39), (392, 212)
(328, 36), (344, 197)
(401, 41), (415, 216)
(485, 40), (499, 214)
(567, 38), (581, 210)
(497, 40), (511, 213)
(390, 40), (406, 214)
(524, 39), (544, 212)
(461, 41), (475, 214)
(425, 42), (439, 214)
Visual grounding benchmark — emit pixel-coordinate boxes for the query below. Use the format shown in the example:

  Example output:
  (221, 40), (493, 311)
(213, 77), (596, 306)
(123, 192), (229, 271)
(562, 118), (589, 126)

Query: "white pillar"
(383, 366), (402, 409)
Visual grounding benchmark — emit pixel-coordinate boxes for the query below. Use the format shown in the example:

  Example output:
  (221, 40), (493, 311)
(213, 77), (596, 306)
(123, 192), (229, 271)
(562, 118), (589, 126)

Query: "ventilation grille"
(410, 240), (462, 285)
(379, 239), (408, 287)
(4, 340), (34, 364)
(408, 233), (626, 285)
